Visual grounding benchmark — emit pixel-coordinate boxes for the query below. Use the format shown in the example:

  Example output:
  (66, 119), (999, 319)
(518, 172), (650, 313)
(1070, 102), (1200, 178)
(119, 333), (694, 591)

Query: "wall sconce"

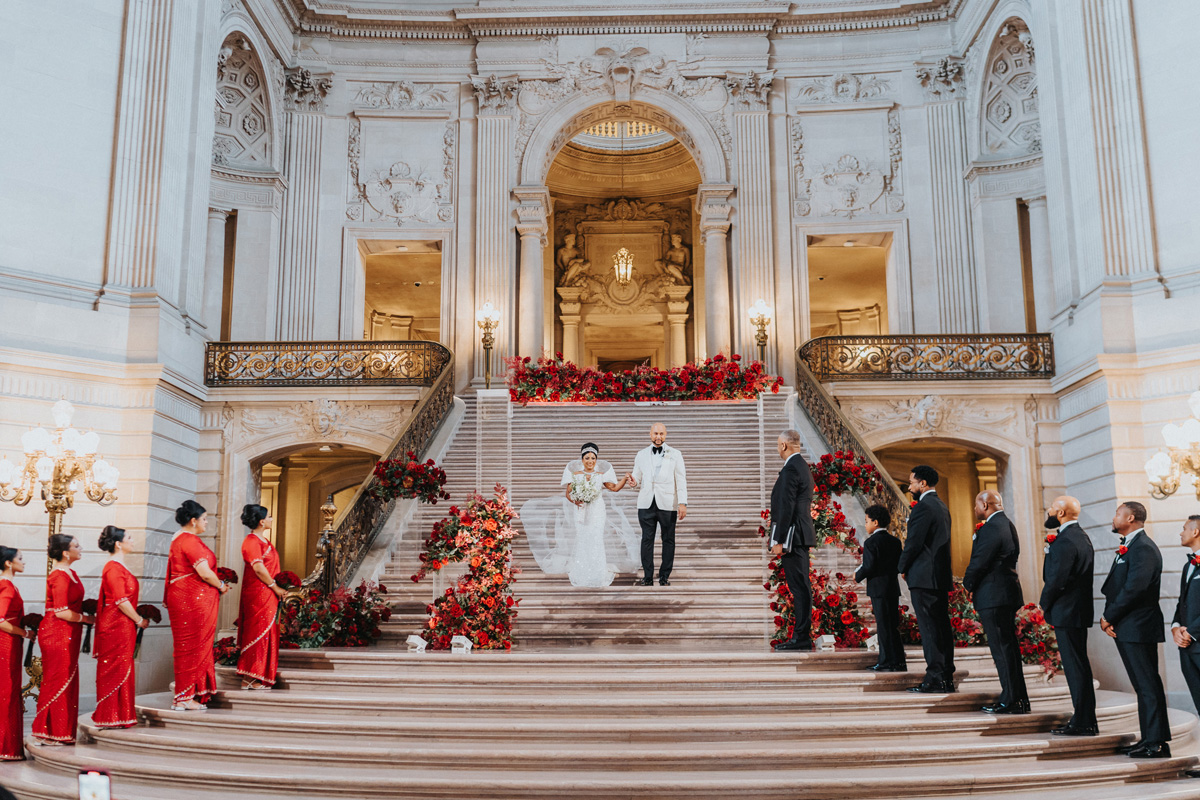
(747, 299), (773, 364)
(476, 303), (501, 389)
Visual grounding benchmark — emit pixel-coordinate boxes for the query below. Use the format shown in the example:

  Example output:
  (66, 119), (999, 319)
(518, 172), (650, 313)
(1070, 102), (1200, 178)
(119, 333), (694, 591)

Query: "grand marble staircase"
(3, 394), (1200, 799)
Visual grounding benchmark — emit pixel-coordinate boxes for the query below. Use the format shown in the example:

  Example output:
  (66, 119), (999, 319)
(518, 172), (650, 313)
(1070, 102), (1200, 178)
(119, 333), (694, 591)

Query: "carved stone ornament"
(555, 197), (692, 259)
(566, 267), (683, 316)
(347, 117), (455, 226)
(792, 73), (892, 104)
(224, 400), (409, 449)
(790, 114), (903, 218)
(284, 67), (332, 113)
(843, 395), (1017, 438)
(981, 21), (1041, 157)
(471, 74), (519, 113)
(213, 36), (272, 169)
(915, 57), (964, 99)
(725, 71), (775, 110)
(353, 81), (452, 111)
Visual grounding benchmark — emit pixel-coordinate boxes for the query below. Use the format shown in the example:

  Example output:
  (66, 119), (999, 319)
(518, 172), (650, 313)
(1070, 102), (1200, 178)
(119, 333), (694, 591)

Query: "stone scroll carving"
(352, 81), (453, 111)
(791, 73), (892, 105)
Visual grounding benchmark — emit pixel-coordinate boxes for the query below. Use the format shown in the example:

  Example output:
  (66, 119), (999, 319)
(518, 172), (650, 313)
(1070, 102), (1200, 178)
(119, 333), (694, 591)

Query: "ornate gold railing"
(301, 349), (456, 590)
(798, 334), (1054, 381)
(794, 357), (910, 537)
(204, 340), (452, 387)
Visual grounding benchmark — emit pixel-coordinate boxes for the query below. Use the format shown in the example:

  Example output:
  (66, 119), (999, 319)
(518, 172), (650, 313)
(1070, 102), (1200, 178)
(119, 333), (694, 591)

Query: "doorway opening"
(807, 233), (891, 339)
(360, 240), (442, 341)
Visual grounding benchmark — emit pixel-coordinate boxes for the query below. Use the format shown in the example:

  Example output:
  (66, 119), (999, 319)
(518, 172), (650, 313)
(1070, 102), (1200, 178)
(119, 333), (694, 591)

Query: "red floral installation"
(214, 636), (239, 666)
(947, 579), (987, 647)
(506, 353), (783, 404)
(1015, 603), (1061, 676)
(412, 485), (520, 650)
(371, 451), (450, 505)
(280, 582), (391, 649)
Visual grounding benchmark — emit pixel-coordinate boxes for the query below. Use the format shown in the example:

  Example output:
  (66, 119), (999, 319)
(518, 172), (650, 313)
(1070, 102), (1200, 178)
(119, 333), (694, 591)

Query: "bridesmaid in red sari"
(33, 534), (95, 745)
(0, 547), (37, 760)
(165, 500), (228, 711)
(236, 505), (286, 690)
(93, 526), (149, 728)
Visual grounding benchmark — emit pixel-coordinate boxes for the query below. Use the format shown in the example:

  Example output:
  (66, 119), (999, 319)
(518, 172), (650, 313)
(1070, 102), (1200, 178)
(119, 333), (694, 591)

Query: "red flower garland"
(371, 452), (450, 505)
(506, 353), (784, 404)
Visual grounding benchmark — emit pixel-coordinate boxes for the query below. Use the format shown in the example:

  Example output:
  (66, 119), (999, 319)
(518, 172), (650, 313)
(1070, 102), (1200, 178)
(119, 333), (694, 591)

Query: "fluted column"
(472, 75), (519, 382)
(697, 185), (734, 357)
(665, 285), (691, 368)
(513, 186), (551, 358)
(557, 287), (582, 365)
(202, 208), (230, 335)
(1024, 196), (1055, 331)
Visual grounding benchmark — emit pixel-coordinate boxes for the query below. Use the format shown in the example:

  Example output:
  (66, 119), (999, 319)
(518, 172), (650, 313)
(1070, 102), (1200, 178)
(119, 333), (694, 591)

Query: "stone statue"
(562, 258), (591, 288)
(665, 234), (691, 277)
(656, 258), (686, 286)
(556, 233), (582, 278)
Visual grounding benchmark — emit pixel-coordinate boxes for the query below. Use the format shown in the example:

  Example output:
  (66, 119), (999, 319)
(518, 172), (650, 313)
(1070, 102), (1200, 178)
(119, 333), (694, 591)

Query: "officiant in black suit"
(1101, 501), (1170, 758)
(769, 429), (816, 651)
(1171, 515), (1200, 777)
(1040, 495), (1097, 736)
(855, 504), (905, 671)
(964, 490), (1028, 714)
(898, 465), (955, 693)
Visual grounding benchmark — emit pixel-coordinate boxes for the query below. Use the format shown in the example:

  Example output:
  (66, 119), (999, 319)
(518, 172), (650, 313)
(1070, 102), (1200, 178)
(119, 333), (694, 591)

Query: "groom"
(627, 423), (687, 586)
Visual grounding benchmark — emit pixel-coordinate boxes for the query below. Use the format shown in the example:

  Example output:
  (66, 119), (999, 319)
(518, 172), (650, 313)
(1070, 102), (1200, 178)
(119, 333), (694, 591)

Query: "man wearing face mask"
(1039, 496), (1097, 736)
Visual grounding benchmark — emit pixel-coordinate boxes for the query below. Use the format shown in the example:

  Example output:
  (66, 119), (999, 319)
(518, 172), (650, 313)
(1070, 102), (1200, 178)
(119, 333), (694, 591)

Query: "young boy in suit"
(855, 505), (906, 672)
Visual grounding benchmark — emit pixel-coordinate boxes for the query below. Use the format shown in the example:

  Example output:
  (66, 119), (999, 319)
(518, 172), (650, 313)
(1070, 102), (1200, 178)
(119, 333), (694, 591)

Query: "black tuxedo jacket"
(897, 491), (952, 591)
(962, 511), (1023, 609)
(769, 455), (815, 553)
(855, 530), (902, 600)
(1101, 530), (1164, 643)
(1038, 522), (1094, 628)
(1172, 555), (1200, 653)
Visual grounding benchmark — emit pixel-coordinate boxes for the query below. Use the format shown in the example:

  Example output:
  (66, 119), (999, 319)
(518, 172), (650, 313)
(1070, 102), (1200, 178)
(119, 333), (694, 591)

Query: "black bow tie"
(1119, 536), (1127, 546)
(652, 446), (663, 455)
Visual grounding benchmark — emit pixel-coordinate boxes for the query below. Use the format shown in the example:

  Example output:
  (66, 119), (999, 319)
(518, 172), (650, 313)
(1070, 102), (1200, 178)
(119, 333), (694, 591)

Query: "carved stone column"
(557, 287), (583, 365)
(202, 208), (230, 336)
(513, 186), (551, 358)
(1024, 195), (1054, 331)
(697, 185), (735, 357)
(665, 285), (691, 368)
(471, 74), (519, 382)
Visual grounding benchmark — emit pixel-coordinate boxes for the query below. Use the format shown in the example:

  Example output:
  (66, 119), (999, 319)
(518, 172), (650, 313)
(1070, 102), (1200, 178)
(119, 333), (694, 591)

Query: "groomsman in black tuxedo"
(769, 429), (816, 651)
(1171, 514), (1200, 778)
(898, 465), (955, 693)
(1101, 501), (1170, 758)
(855, 505), (905, 672)
(1040, 495), (1097, 736)
(963, 490), (1028, 714)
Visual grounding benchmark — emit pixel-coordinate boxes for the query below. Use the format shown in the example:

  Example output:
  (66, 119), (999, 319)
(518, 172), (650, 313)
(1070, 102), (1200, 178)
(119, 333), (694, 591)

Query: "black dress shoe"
(908, 681), (953, 693)
(982, 699), (1030, 715)
(1116, 740), (1145, 755)
(637, 577), (653, 586)
(868, 663), (906, 672)
(774, 638), (814, 651)
(1051, 724), (1099, 737)
(1183, 768), (1200, 778)
(1129, 741), (1171, 759)
(658, 578), (670, 586)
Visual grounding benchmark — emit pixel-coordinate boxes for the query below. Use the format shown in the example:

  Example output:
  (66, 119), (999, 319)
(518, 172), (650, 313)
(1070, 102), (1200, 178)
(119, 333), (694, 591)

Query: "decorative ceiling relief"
(213, 36), (272, 169)
(980, 20), (1040, 157)
(346, 115), (455, 226)
(791, 73), (892, 105)
(352, 80), (453, 111)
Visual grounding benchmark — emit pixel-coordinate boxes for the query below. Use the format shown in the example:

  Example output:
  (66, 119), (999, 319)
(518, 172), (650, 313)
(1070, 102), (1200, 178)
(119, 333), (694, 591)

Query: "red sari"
(165, 532), (219, 705)
(237, 534), (280, 686)
(0, 579), (25, 760)
(33, 569), (83, 743)
(93, 561), (139, 728)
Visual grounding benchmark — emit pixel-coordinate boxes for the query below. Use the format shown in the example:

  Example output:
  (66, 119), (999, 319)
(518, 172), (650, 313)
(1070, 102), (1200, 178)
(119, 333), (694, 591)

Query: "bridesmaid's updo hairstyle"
(174, 499), (206, 527)
(98, 525), (126, 554)
(48, 533), (75, 562)
(580, 442), (599, 458)
(0, 546), (17, 572)
(241, 504), (269, 530)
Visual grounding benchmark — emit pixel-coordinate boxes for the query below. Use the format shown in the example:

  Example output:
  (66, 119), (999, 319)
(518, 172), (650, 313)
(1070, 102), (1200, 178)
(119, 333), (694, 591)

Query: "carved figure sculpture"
(656, 258), (686, 286)
(556, 234), (582, 277)
(562, 259), (591, 288)
(665, 234), (691, 277)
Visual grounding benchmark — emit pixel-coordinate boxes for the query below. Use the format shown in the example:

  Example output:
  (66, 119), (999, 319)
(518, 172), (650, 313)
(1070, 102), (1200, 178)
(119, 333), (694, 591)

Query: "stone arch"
(212, 31), (278, 171)
(519, 90), (730, 187)
(978, 16), (1041, 159)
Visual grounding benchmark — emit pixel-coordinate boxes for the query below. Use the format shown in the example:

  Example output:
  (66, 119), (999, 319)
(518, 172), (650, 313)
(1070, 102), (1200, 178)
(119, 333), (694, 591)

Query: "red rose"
(1045, 533), (1057, 544)
(1117, 545), (1128, 556)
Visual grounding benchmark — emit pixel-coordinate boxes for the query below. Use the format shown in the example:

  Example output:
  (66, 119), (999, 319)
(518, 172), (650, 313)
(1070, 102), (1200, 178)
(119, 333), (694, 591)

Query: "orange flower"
(470, 556), (482, 568)
(483, 518), (498, 532)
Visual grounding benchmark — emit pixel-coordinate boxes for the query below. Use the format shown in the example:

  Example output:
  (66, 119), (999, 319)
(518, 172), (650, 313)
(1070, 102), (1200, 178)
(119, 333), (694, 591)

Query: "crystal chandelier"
(1145, 390), (1200, 499)
(613, 121), (634, 286)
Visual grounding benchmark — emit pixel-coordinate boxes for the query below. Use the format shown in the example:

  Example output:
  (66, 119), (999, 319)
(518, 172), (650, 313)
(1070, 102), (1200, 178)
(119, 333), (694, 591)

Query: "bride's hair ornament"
(580, 442), (599, 458)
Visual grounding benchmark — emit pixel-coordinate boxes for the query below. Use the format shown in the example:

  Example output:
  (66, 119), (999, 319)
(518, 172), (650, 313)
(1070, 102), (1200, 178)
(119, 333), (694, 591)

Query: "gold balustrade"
(798, 333), (1054, 382)
(204, 340), (451, 387)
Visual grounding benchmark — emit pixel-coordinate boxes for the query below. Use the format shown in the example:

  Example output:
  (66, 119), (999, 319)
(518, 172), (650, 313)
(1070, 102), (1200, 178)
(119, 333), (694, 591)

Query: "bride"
(520, 443), (642, 587)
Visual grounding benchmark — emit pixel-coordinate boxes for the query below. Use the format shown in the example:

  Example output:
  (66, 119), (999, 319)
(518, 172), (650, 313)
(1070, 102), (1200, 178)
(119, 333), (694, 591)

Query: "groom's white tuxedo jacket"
(631, 444), (688, 511)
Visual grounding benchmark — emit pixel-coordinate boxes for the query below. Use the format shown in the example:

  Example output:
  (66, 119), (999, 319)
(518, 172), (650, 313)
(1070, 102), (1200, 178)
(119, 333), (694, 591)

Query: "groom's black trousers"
(781, 546), (813, 643)
(639, 499), (676, 580)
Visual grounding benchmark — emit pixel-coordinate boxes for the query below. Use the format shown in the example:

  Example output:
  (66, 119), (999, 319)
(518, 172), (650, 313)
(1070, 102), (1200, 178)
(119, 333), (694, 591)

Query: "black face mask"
(1044, 514), (1061, 530)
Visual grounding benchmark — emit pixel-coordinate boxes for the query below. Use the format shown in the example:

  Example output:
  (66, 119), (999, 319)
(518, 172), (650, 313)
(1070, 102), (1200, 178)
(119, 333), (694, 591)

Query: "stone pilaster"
(202, 208), (230, 336)
(557, 287), (583, 366)
(513, 186), (551, 359)
(696, 185), (735, 358)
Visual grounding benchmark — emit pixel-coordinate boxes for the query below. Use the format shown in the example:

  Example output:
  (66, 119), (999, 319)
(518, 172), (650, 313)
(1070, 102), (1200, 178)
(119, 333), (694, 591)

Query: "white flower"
(569, 475), (600, 505)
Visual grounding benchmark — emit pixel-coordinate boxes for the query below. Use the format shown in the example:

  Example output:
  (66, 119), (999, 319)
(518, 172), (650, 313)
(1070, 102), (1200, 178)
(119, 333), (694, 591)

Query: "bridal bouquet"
(568, 475), (600, 505)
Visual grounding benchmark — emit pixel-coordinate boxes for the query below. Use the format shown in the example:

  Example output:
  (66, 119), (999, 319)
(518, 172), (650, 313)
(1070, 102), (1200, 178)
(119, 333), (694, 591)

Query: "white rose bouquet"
(569, 474), (600, 505)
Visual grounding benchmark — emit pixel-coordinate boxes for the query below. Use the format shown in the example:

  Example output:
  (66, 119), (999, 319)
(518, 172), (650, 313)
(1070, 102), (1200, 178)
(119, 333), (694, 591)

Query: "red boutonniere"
(910, 501), (918, 509)
(1117, 545), (1128, 556)
(974, 522), (984, 532)
(1045, 533), (1057, 544)
(1190, 553), (1200, 567)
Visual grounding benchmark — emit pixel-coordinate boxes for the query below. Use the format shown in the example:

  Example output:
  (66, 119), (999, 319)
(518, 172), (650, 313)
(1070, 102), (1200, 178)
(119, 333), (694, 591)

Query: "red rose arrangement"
(213, 636), (239, 666)
(134, 604), (162, 657)
(1045, 533), (1057, 545)
(412, 485), (520, 650)
(80, 598), (98, 653)
(274, 571), (301, 590)
(1015, 603), (1061, 676)
(20, 613), (42, 667)
(506, 353), (784, 404)
(1117, 545), (1129, 557)
(371, 451), (450, 505)
(898, 604), (922, 645)
(217, 567), (239, 585)
(948, 579), (987, 647)
(280, 581), (391, 649)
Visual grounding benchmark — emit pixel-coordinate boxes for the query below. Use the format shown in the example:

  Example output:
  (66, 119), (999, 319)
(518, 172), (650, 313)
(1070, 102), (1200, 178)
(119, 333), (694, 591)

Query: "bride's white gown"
(520, 460), (641, 588)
